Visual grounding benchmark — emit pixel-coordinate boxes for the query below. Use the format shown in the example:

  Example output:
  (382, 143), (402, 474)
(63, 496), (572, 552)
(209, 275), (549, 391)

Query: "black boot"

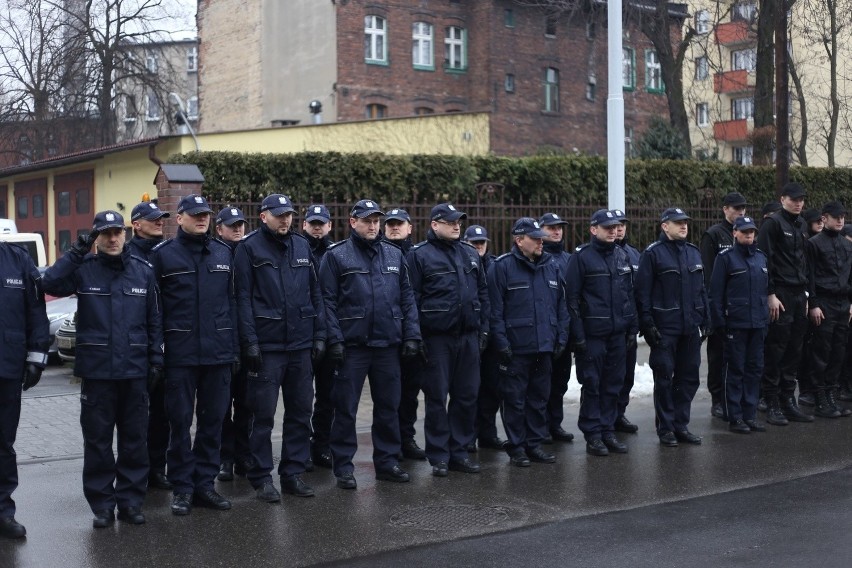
(814, 390), (841, 418)
(765, 397), (789, 426)
(781, 397), (814, 422)
(827, 389), (852, 417)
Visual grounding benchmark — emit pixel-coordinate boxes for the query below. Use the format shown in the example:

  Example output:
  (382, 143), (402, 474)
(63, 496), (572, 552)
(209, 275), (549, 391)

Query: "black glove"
(147, 366), (163, 393)
(700, 326), (713, 343)
(571, 340), (587, 357)
(22, 364), (43, 391)
(419, 341), (430, 364)
(311, 339), (326, 365)
(69, 230), (98, 257)
(553, 343), (566, 360)
(401, 340), (421, 361)
(499, 346), (513, 365)
(244, 344), (263, 374)
(327, 342), (345, 365)
(478, 332), (490, 355)
(641, 325), (663, 349)
(626, 333), (637, 351)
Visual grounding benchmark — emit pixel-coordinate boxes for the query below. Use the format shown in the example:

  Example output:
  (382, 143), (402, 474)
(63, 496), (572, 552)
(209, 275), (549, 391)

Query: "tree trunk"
(753, 0), (777, 166)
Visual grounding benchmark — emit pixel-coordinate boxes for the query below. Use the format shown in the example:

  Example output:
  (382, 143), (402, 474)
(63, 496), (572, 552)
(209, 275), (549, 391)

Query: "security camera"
(309, 100), (323, 114)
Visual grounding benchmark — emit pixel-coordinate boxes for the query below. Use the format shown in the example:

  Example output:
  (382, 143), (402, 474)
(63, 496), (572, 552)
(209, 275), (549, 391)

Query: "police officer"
(635, 208), (708, 446)
(0, 239), (49, 539)
(384, 208), (427, 461)
(539, 212), (575, 444)
(796, 208), (825, 407)
(320, 199), (422, 489)
(407, 203), (489, 476)
(489, 218), (569, 466)
(302, 204), (336, 470)
(150, 194), (238, 515)
(44, 211), (163, 528)
(129, 200), (172, 490)
(700, 192), (747, 420)
(805, 202), (852, 418)
(756, 182), (814, 425)
(565, 210), (637, 456)
(613, 209), (641, 433)
(465, 225), (507, 451)
(709, 216), (769, 433)
(215, 206), (253, 482)
(234, 195), (326, 502)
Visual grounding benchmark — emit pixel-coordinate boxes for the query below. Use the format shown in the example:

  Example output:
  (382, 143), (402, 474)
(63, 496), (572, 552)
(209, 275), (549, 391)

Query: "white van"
(0, 232), (47, 268)
(0, 218), (18, 234)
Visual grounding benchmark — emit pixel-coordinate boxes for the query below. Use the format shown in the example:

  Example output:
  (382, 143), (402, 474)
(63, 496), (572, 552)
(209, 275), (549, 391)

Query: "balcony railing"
(713, 119), (750, 143)
(715, 20), (755, 47)
(714, 69), (755, 94)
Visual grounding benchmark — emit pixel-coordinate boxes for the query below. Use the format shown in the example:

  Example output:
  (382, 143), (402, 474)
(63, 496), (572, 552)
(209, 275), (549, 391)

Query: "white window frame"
(732, 97), (754, 120)
(645, 50), (663, 92)
(187, 46), (198, 72)
(695, 10), (711, 34)
(732, 1), (757, 22)
(695, 56), (709, 81)
(146, 53), (158, 74)
(544, 67), (559, 112)
(365, 15), (388, 64)
(696, 102), (710, 127)
(124, 94), (138, 122)
(412, 22), (433, 69)
(146, 92), (160, 121)
(187, 96), (198, 120)
(444, 26), (467, 71)
(622, 47), (635, 90)
(731, 48), (757, 72)
(734, 146), (754, 165)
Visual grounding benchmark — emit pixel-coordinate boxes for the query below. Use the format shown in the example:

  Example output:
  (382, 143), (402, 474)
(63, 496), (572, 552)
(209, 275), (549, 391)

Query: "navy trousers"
(618, 334), (638, 417)
(397, 357), (422, 441)
(0, 379), (22, 519)
(500, 353), (552, 454)
(649, 331), (701, 435)
(476, 345), (503, 441)
(220, 365), (252, 466)
(80, 378), (149, 513)
(247, 349), (313, 486)
(577, 334), (626, 441)
(147, 377), (169, 475)
(546, 350), (573, 432)
(310, 355), (336, 454)
(165, 365), (230, 495)
(723, 328), (765, 422)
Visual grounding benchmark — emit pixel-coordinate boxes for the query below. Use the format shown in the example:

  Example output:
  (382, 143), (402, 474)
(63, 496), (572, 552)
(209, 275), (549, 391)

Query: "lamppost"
(169, 92), (201, 152)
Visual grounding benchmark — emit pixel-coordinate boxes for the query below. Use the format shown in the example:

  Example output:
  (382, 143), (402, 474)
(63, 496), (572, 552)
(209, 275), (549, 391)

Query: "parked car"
(46, 297), (77, 364)
(56, 312), (76, 363)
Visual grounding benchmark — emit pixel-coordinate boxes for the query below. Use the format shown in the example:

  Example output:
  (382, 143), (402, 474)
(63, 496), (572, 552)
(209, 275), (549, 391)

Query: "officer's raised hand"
(401, 339), (421, 361)
(641, 325), (663, 349)
(69, 230), (99, 257)
(498, 346), (512, 365)
(147, 365), (163, 393)
(22, 364), (43, 391)
(244, 344), (263, 373)
(311, 339), (326, 366)
(327, 342), (345, 365)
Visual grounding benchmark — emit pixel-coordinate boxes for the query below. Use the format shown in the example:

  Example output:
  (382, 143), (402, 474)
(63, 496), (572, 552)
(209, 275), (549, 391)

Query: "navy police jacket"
(150, 228), (238, 367)
(43, 248), (163, 380)
(635, 233), (709, 335)
(233, 225), (326, 352)
(565, 239), (638, 342)
(709, 242), (769, 330)
(407, 231), (489, 336)
(488, 246), (569, 355)
(544, 241), (571, 284)
(127, 235), (162, 261)
(320, 230), (421, 347)
(0, 243), (49, 380)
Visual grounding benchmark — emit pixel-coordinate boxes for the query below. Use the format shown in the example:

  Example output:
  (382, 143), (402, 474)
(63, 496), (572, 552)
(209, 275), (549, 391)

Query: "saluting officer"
(566, 209), (638, 456)
(407, 203), (489, 476)
(709, 216), (769, 433)
(234, 195), (326, 502)
(320, 199), (422, 489)
(489, 218), (569, 467)
(0, 239), (49, 539)
(700, 192), (747, 420)
(150, 194), (238, 516)
(635, 208), (709, 447)
(613, 209), (641, 434)
(44, 211), (163, 528)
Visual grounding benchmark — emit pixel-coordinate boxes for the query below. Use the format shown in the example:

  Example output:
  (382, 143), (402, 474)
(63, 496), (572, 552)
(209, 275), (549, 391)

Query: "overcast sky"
(164, 0), (197, 39)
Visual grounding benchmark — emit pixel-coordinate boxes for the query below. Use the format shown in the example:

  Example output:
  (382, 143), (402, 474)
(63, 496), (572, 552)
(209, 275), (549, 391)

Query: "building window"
(622, 47), (635, 90)
(732, 1), (757, 22)
(695, 56), (709, 81)
(504, 9), (514, 28)
(625, 126), (634, 158)
(545, 13), (557, 36)
(146, 53), (158, 74)
(57, 192), (71, 216)
(412, 22), (433, 69)
(187, 96), (199, 119)
(696, 102), (710, 127)
(586, 75), (596, 101)
(645, 50), (663, 92)
(366, 104), (387, 119)
(365, 15), (387, 64)
(17, 197), (27, 219)
(732, 97), (754, 120)
(146, 92), (160, 121)
(734, 146), (754, 165)
(695, 10), (711, 34)
(32, 195), (44, 218)
(187, 46), (198, 72)
(543, 67), (559, 112)
(505, 74), (515, 93)
(731, 48), (756, 72)
(414, 107), (434, 115)
(444, 26), (467, 71)
(124, 95), (137, 121)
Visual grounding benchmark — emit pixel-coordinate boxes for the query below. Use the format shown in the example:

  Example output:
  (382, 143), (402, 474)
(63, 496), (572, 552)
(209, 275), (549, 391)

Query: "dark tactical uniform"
(700, 219), (735, 409)
(476, 252), (503, 446)
(616, 233), (641, 424)
(542, 237), (574, 440)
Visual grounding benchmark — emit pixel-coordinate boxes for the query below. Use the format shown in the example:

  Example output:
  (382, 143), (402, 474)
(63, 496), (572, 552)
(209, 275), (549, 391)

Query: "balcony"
(714, 70), (755, 95)
(715, 20), (755, 47)
(714, 119), (750, 143)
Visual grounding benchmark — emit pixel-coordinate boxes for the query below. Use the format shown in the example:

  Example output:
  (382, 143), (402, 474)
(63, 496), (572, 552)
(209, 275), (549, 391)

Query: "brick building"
(197, 0), (685, 156)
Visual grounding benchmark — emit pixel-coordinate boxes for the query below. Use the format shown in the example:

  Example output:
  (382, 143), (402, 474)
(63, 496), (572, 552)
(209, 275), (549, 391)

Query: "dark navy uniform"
(636, 230), (709, 437)
(234, 223), (326, 490)
(476, 253), (504, 445)
(616, 235), (641, 422)
(44, 238), (162, 518)
(709, 238), (768, 424)
(700, 219), (735, 409)
(0, 243), (49, 533)
(320, 228), (421, 479)
(407, 229), (489, 467)
(151, 227), (238, 501)
(543, 240), (573, 438)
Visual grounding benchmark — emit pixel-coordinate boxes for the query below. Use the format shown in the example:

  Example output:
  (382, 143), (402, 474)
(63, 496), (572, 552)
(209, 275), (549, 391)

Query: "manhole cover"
(389, 505), (513, 531)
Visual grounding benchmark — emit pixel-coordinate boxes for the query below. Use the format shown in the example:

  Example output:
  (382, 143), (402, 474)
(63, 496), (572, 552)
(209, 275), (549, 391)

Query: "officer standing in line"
(700, 192), (747, 420)
(708, 216), (769, 433)
(489, 218), (569, 467)
(44, 211), (163, 528)
(320, 199), (422, 489)
(539, 212), (575, 444)
(384, 208), (427, 462)
(0, 239), (49, 539)
(233, 195), (326, 502)
(842, 224), (852, 402)
(804, 202), (852, 418)
(214, 207), (253, 482)
(128, 200), (172, 491)
(465, 225), (507, 451)
(302, 204), (336, 470)
(407, 203), (489, 477)
(612, 209), (641, 434)
(756, 182), (814, 426)
(635, 208), (708, 447)
(565, 210), (637, 456)
(150, 194), (238, 516)
(795, 208), (825, 408)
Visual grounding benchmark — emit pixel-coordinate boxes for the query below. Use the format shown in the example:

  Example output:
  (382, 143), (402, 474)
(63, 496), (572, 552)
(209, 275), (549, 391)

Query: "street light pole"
(607, 0), (625, 211)
(168, 92), (201, 152)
